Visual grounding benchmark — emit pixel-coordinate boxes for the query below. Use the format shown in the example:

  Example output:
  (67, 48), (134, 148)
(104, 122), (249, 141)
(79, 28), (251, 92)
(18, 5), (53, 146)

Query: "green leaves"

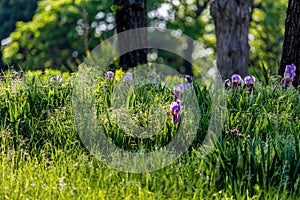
(2, 0), (110, 71)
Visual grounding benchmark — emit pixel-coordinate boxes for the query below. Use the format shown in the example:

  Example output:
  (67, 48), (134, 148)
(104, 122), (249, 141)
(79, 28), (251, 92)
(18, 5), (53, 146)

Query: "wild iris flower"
(173, 84), (184, 99)
(185, 83), (191, 90)
(285, 64), (296, 72)
(231, 74), (242, 90)
(170, 100), (181, 123)
(282, 64), (296, 88)
(244, 75), (255, 91)
(123, 72), (133, 86)
(123, 72), (133, 81)
(231, 129), (243, 137)
(50, 75), (62, 82)
(282, 71), (296, 87)
(56, 75), (62, 82)
(106, 71), (114, 79)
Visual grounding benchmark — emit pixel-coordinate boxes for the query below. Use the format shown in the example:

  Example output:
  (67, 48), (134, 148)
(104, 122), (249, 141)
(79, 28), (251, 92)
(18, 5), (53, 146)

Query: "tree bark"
(210, 0), (251, 79)
(113, 0), (148, 70)
(279, 0), (300, 87)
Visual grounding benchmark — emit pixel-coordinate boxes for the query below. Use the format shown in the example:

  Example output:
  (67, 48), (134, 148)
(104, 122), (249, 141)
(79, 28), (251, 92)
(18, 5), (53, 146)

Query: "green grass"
(0, 70), (299, 199)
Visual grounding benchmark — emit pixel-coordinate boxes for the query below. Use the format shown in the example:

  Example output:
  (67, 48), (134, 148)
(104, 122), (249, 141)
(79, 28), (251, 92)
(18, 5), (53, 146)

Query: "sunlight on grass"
(0, 70), (299, 199)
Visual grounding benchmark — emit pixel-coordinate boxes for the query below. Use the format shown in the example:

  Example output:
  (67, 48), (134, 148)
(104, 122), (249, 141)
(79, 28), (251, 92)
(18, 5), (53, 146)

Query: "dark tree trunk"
(279, 0), (300, 87)
(113, 0), (148, 70)
(210, 0), (251, 79)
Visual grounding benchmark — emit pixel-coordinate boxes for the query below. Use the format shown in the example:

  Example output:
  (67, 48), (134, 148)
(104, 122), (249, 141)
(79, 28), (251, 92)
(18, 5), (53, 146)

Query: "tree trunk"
(113, 0), (148, 70)
(210, 0), (251, 79)
(279, 0), (300, 87)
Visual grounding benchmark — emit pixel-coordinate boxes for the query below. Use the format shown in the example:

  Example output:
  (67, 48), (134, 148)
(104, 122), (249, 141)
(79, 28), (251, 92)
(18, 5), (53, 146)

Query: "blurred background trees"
(0, 0), (38, 70)
(0, 0), (294, 83)
(1, 0), (114, 71)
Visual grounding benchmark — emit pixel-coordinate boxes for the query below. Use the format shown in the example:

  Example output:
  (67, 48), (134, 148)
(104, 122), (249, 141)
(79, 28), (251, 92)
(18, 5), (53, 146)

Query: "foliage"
(0, 0), (37, 40)
(0, 0), (38, 70)
(1, 0), (113, 71)
(1, 0), (168, 72)
(147, 0), (215, 73)
(0, 70), (299, 199)
(249, 0), (288, 75)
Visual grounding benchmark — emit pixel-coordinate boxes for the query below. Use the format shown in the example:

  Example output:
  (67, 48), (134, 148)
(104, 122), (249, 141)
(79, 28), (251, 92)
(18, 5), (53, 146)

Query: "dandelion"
(244, 75), (255, 91)
(173, 84), (184, 99)
(169, 100), (181, 123)
(106, 71), (114, 79)
(231, 74), (242, 90)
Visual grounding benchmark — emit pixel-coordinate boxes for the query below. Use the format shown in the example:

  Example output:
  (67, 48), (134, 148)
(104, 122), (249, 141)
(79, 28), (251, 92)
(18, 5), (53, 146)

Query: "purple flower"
(244, 76), (255, 85)
(123, 72), (133, 86)
(106, 71), (114, 79)
(56, 75), (62, 82)
(231, 74), (242, 90)
(244, 75), (255, 91)
(123, 72), (133, 81)
(282, 71), (296, 88)
(185, 83), (191, 90)
(170, 100), (181, 123)
(284, 71), (296, 80)
(173, 84), (184, 99)
(285, 64), (296, 73)
(231, 129), (243, 137)
(282, 64), (296, 88)
(49, 75), (62, 82)
(231, 74), (242, 83)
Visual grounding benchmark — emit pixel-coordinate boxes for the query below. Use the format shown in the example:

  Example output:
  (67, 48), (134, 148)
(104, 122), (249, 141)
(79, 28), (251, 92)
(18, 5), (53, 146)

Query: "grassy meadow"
(0, 69), (299, 199)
